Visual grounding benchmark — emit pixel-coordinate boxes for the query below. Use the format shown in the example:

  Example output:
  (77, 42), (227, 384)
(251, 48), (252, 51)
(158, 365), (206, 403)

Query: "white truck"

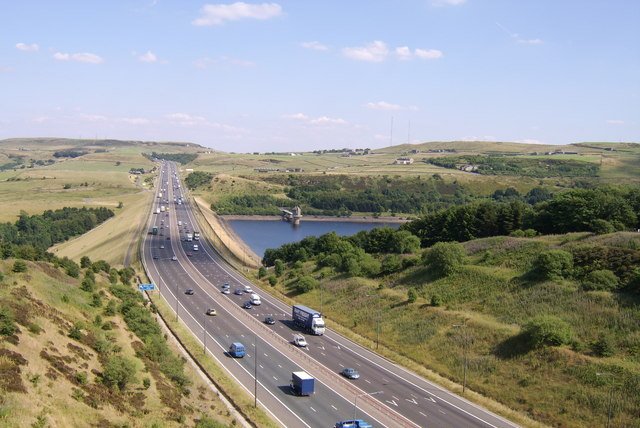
(250, 293), (261, 305)
(186, 233), (193, 242)
(160, 205), (165, 212)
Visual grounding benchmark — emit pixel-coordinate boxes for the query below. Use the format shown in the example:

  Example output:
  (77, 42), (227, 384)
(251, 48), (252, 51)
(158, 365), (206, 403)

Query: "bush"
(274, 260), (285, 277)
(581, 269), (619, 291)
(532, 250), (573, 280)
(523, 315), (573, 348)
(430, 294), (442, 307)
(268, 276), (277, 286)
(80, 256), (91, 269)
(381, 255), (403, 275)
(296, 276), (317, 293)
(102, 356), (136, 391)
(407, 288), (418, 303)
(257, 266), (267, 279)
(68, 323), (83, 341)
(12, 260), (27, 273)
(424, 242), (466, 277)
(195, 416), (227, 428)
(0, 307), (18, 336)
(591, 334), (616, 357)
(590, 219), (615, 235)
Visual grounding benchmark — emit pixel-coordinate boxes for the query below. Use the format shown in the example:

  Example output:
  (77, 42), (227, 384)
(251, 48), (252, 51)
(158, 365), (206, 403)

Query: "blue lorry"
(292, 304), (326, 335)
(290, 371), (315, 396)
(335, 420), (373, 428)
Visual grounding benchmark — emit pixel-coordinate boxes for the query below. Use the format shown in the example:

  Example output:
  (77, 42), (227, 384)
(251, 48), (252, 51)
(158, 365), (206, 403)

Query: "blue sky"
(1, 0), (638, 151)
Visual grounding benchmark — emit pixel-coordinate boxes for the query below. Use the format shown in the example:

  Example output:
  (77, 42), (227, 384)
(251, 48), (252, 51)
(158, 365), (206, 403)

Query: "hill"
(0, 258), (234, 427)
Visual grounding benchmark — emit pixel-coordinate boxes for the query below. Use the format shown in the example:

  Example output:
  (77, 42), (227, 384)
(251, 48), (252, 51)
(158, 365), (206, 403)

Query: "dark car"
(185, 289), (194, 295)
(186, 252), (193, 257)
(205, 308), (217, 316)
(264, 317), (275, 325)
(234, 289), (244, 296)
(152, 255), (159, 260)
(243, 302), (253, 309)
(341, 368), (360, 379)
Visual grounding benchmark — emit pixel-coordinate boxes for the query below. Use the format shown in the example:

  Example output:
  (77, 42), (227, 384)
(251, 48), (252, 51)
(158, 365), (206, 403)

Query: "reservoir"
(227, 219), (401, 257)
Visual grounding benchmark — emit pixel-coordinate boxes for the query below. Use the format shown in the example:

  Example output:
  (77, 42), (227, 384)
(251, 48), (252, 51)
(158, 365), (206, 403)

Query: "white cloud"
(517, 138), (545, 145)
(53, 52), (104, 64)
(415, 48), (443, 59)
(16, 42), (39, 52)
(31, 116), (49, 123)
(120, 117), (151, 125)
(431, 0), (466, 6)
(138, 51), (158, 63)
(395, 46), (412, 61)
(300, 41), (329, 51)
(366, 101), (402, 111)
(283, 113), (347, 126)
(460, 135), (497, 142)
(192, 2), (282, 26)
(606, 119), (624, 125)
(78, 114), (108, 122)
(343, 41), (389, 62)
(166, 112), (207, 126)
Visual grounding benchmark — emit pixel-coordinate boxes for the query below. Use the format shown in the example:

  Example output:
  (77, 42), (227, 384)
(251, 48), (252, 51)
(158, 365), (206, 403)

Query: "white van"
(193, 244), (199, 251)
(178, 220), (182, 226)
(250, 293), (261, 305)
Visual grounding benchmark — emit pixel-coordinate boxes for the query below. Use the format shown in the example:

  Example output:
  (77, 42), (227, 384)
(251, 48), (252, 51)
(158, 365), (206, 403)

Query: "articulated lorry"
(335, 420), (373, 428)
(292, 304), (325, 335)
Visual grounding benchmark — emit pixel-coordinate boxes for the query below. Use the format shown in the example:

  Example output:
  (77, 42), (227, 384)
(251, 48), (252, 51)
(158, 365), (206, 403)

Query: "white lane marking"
(273, 376), (278, 381)
(393, 396), (399, 401)
(364, 379), (371, 384)
(386, 399), (398, 407)
(331, 405), (338, 411)
(440, 410), (446, 415)
(406, 398), (418, 405)
(428, 396), (436, 403)
(259, 365), (263, 369)
(419, 411), (427, 417)
(310, 407), (316, 413)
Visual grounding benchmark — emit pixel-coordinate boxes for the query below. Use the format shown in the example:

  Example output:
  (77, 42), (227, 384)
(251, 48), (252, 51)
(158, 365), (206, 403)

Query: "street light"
(596, 372), (615, 428)
(453, 319), (470, 394)
(366, 292), (382, 350)
(354, 391), (383, 420)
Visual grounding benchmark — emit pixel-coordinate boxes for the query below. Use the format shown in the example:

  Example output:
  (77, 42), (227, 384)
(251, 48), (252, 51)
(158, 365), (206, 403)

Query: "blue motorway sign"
(138, 283), (155, 291)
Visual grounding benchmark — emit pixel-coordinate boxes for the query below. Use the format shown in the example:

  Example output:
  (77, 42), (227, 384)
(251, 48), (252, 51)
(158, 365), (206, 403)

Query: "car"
(222, 282), (230, 289)
(341, 368), (360, 379)
(293, 334), (307, 347)
(152, 255), (158, 260)
(160, 245), (165, 249)
(243, 285), (253, 293)
(185, 289), (194, 295)
(243, 302), (253, 309)
(205, 308), (217, 316)
(264, 317), (275, 325)
(234, 289), (244, 296)
(171, 255), (177, 261)
(166, 236), (170, 240)
(186, 252), (193, 257)
(221, 288), (230, 295)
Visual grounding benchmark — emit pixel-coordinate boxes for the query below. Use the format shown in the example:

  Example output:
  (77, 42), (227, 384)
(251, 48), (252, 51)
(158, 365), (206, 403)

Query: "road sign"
(138, 283), (155, 291)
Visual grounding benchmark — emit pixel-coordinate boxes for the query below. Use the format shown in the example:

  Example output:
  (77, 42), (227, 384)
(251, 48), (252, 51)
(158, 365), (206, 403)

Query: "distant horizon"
(2, 1), (637, 152)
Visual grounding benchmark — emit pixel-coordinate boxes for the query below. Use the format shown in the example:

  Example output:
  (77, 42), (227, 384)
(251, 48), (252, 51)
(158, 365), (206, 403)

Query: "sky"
(1, 0), (638, 152)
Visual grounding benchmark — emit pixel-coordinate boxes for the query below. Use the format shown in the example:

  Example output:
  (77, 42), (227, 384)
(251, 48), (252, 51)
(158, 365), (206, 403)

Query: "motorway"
(142, 161), (520, 428)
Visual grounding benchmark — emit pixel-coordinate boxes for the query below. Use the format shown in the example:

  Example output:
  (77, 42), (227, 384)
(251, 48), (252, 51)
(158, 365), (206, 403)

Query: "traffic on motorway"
(143, 161), (518, 428)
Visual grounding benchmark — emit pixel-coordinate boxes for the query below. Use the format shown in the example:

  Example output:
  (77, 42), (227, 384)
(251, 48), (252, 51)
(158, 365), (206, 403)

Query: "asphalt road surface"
(142, 161), (520, 428)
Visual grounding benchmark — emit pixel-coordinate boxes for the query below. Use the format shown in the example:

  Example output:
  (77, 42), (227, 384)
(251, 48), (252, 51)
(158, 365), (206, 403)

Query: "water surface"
(227, 219), (400, 257)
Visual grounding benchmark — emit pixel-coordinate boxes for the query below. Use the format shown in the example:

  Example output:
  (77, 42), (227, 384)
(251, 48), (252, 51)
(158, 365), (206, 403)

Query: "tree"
(12, 260), (27, 273)
(581, 269), (619, 291)
(590, 219), (615, 235)
(532, 250), (573, 280)
(80, 256), (91, 269)
(102, 356), (137, 391)
(381, 254), (403, 275)
(268, 275), (277, 286)
(274, 260), (285, 277)
(425, 242), (466, 277)
(523, 315), (573, 348)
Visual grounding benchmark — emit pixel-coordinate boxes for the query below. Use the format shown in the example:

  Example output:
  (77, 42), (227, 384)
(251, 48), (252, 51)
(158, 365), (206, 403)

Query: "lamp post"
(366, 292), (382, 350)
(354, 391), (383, 420)
(453, 319), (469, 394)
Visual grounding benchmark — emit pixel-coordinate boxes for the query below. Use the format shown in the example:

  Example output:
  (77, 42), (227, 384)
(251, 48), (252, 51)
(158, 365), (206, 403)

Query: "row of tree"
(0, 207), (114, 253)
(185, 171), (213, 190)
(147, 152), (197, 165)
(403, 187), (640, 247)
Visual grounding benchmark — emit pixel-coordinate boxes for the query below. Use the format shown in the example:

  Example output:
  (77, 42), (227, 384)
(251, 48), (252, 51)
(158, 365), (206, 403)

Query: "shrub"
(523, 315), (573, 348)
(381, 255), (403, 275)
(102, 356), (136, 391)
(68, 323), (83, 341)
(12, 260), (27, 273)
(0, 307), (18, 336)
(195, 416), (226, 428)
(532, 250), (573, 280)
(424, 242), (466, 277)
(274, 260), (285, 277)
(296, 276), (317, 293)
(591, 334), (616, 357)
(430, 294), (442, 307)
(143, 377), (151, 389)
(268, 276), (277, 286)
(407, 288), (418, 303)
(257, 266), (267, 279)
(581, 269), (619, 291)
(80, 256), (92, 269)
(590, 219), (615, 235)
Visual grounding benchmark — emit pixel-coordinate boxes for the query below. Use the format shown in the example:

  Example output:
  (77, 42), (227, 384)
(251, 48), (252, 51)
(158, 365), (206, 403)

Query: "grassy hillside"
(0, 259), (234, 427)
(259, 231), (640, 428)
